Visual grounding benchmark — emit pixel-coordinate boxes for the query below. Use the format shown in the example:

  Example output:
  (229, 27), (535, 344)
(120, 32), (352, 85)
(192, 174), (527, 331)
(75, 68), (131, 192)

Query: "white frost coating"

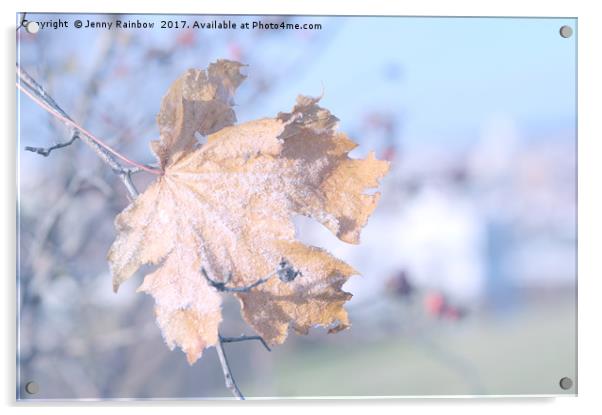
(157, 208), (170, 225)
(109, 73), (389, 360)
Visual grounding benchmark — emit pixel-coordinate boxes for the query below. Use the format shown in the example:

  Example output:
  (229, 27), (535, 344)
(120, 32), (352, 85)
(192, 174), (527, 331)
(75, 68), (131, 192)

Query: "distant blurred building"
(395, 181), (486, 306)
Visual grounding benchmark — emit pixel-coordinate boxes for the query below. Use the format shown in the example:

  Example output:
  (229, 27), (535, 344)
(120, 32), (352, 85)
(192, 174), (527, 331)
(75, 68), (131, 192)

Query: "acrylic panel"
(16, 13), (577, 400)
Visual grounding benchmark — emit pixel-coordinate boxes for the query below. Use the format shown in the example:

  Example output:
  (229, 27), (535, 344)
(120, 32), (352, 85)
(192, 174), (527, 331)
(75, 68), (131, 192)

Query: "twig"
(215, 336), (244, 400)
(17, 68), (160, 175)
(204, 259), (299, 398)
(25, 131), (79, 157)
(219, 334), (271, 352)
(16, 65), (165, 198)
(202, 268), (274, 293)
(215, 333), (272, 399)
(28, 175), (86, 266)
(202, 258), (301, 293)
(19, 62), (288, 400)
(120, 170), (139, 201)
(17, 13), (27, 31)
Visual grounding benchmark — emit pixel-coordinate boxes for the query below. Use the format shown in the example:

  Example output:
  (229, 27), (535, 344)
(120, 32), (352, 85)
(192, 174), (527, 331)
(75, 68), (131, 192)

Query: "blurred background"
(17, 14), (576, 399)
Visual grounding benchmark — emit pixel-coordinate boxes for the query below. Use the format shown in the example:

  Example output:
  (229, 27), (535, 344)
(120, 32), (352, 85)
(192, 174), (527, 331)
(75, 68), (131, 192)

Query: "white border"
(3, 1), (601, 414)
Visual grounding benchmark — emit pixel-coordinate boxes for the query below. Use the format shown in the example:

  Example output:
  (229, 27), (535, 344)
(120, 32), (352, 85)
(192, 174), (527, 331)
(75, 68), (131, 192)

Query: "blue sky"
(19, 15), (577, 154)
(241, 16), (577, 147)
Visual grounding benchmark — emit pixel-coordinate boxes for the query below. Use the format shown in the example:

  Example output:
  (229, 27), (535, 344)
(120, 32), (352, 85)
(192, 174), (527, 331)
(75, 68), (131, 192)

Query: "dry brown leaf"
(107, 59), (390, 364)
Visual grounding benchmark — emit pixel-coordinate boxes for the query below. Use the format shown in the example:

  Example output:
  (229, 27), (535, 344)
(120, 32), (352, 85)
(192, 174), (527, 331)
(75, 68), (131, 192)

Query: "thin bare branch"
(16, 65), (153, 198)
(25, 131), (79, 157)
(18, 65), (69, 117)
(119, 170), (139, 200)
(219, 334), (271, 352)
(203, 259), (302, 399)
(202, 258), (301, 293)
(17, 70), (159, 174)
(17, 13), (27, 31)
(215, 336), (244, 400)
(202, 268), (274, 293)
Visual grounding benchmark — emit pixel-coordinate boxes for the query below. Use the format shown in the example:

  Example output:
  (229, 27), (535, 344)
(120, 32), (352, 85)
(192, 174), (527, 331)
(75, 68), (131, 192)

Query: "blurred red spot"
(176, 30), (196, 47)
(113, 64), (130, 78)
(424, 292), (445, 317)
(444, 308), (461, 320)
(383, 146), (396, 161)
(228, 42), (243, 61)
(424, 291), (467, 320)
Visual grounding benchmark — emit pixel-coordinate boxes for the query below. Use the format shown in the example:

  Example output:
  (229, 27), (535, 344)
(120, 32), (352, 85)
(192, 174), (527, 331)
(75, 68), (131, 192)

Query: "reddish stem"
(17, 82), (162, 175)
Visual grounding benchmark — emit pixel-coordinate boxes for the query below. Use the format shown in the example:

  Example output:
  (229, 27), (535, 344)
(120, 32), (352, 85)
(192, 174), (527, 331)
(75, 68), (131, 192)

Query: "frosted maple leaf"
(107, 60), (390, 364)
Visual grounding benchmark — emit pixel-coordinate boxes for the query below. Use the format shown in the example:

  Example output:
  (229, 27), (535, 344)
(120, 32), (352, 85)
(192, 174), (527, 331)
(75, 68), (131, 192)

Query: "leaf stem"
(16, 65), (162, 176)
